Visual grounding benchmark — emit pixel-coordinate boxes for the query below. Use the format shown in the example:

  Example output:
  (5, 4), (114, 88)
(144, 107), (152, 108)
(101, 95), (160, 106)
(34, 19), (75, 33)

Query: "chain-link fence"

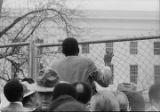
(0, 36), (159, 97)
(37, 36), (160, 92)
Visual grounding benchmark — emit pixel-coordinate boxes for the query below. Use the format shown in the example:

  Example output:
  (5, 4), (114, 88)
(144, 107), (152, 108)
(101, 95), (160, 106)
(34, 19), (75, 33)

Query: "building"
(0, 0), (160, 91)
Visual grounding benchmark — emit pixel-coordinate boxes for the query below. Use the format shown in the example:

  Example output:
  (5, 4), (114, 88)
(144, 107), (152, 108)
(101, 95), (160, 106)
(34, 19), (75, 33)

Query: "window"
(130, 65), (138, 84)
(154, 42), (160, 55)
(154, 65), (160, 84)
(106, 42), (113, 53)
(82, 44), (89, 54)
(130, 41), (138, 55)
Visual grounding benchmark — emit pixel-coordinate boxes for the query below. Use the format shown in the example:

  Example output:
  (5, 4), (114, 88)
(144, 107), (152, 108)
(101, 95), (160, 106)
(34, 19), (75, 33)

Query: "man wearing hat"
(33, 69), (59, 112)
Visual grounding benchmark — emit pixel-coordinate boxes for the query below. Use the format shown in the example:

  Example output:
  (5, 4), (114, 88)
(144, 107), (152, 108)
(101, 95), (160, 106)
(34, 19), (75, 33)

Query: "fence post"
(34, 46), (41, 80)
(29, 41), (34, 79)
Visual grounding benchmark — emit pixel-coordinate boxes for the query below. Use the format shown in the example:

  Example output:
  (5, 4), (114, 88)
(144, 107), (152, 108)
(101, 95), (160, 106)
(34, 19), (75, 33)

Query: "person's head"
(62, 38), (79, 56)
(54, 101), (88, 111)
(126, 91), (145, 111)
(49, 95), (76, 111)
(149, 83), (160, 105)
(4, 79), (23, 102)
(114, 91), (129, 111)
(52, 82), (77, 100)
(34, 69), (59, 111)
(73, 82), (92, 104)
(90, 90), (120, 111)
(22, 78), (34, 84)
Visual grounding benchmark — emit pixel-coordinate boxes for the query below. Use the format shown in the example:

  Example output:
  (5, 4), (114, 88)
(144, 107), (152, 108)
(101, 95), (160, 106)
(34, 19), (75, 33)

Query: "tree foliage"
(0, 0), (82, 81)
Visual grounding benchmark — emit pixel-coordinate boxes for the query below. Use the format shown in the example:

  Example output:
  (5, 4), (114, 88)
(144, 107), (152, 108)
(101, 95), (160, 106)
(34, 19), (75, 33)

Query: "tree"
(0, 0), (83, 81)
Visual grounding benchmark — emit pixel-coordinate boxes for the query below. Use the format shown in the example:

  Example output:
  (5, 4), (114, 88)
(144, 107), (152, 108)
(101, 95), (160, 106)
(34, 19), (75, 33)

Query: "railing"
(0, 36), (160, 93)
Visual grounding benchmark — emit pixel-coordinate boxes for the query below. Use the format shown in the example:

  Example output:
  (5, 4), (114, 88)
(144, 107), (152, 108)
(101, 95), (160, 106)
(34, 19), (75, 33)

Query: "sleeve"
(87, 60), (111, 87)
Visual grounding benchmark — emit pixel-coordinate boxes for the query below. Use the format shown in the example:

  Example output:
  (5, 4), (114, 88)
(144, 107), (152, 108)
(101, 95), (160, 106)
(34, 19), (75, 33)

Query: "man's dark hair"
(4, 79), (23, 102)
(125, 92), (145, 111)
(49, 95), (76, 111)
(22, 78), (34, 84)
(73, 82), (92, 104)
(149, 83), (160, 103)
(62, 38), (79, 56)
(52, 83), (77, 100)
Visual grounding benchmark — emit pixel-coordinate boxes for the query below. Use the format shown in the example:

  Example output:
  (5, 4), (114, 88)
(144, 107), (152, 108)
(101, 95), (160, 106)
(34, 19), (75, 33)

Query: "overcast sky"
(3, 0), (159, 11)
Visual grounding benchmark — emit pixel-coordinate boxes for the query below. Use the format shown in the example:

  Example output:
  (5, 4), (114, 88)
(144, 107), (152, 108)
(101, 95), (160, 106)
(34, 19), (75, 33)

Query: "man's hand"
(104, 51), (114, 66)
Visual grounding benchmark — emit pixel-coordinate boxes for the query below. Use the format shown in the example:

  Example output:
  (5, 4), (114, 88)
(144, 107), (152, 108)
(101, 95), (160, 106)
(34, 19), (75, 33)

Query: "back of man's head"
(73, 82), (92, 104)
(52, 83), (77, 100)
(149, 83), (160, 103)
(126, 91), (145, 111)
(62, 38), (79, 56)
(49, 95), (76, 111)
(4, 79), (23, 102)
(90, 90), (120, 111)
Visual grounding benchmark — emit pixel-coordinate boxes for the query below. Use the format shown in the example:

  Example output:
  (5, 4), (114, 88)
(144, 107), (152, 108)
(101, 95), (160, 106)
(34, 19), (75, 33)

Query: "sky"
(3, 0), (159, 11)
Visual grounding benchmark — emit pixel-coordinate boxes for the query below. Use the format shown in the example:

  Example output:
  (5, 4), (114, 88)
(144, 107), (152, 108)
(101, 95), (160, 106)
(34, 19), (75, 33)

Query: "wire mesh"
(38, 37), (160, 92)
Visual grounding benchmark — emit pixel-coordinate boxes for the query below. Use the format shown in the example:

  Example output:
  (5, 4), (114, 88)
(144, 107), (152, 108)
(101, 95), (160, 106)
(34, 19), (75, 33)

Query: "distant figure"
(52, 38), (113, 95)
(1, 79), (31, 112)
(73, 82), (92, 104)
(33, 69), (59, 112)
(126, 91), (145, 111)
(52, 82), (77, 100)
(49, 95), (76, 111)
(54, 101), (88, 111)
(147, 83), (160, 111)
(117, 82), (137, 93)
(90, 90), (120, 111)
(114, 91), (129, 111)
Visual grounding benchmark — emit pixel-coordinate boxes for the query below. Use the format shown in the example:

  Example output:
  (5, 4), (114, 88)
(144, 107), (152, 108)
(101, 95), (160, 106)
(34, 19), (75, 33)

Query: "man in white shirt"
(52, 38), (113, 95)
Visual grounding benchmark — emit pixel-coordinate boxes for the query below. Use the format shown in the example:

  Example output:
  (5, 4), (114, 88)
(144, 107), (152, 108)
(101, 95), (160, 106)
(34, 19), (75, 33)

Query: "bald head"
(73, 82), (91, 104)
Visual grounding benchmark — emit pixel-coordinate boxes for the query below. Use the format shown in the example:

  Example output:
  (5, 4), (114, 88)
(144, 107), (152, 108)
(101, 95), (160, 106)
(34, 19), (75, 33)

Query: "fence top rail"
(0, 42), (30, 48)
(37, 35), (160, 48)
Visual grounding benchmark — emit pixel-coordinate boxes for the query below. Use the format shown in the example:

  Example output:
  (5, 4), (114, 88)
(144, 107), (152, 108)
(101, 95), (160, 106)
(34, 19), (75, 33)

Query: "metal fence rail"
(0, 36), (160, 93)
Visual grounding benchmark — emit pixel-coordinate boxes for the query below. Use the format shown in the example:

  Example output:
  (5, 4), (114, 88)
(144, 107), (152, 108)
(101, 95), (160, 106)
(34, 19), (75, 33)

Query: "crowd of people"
(0, 37), (160, 112)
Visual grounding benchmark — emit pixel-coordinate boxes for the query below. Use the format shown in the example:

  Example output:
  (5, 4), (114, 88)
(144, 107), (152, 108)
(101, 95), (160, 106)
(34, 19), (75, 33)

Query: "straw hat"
(32, 69), (59, 92)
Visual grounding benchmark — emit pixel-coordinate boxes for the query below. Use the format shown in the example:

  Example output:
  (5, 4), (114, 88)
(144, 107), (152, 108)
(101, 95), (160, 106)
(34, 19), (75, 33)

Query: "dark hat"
(32, 69), (59, 92)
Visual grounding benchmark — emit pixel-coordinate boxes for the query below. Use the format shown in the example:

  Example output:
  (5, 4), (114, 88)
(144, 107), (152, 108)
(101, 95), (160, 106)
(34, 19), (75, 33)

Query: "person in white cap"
(21, 81), (37, 111)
